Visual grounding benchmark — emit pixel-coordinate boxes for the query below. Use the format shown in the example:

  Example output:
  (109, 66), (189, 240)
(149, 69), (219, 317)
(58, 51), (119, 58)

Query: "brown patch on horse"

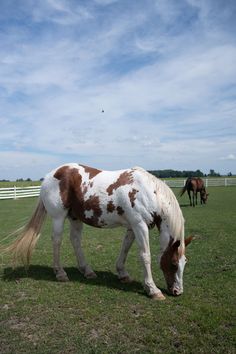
(149, 212), (162, 231)
(129, 188), (138, 207)
(106, 171), (134, 196)
(116, 206), (125, 215)
(83, 195), (102, 226)
(107, 200), (116, 213)
(80, 164), (102, 179)
(54, 166), (81, 210)
(54, 166), (102, 227)
(160, 238), (181, 287)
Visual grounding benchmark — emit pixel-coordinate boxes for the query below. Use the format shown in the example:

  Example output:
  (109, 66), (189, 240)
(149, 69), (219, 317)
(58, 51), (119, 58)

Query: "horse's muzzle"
(168, 286), (183, 296)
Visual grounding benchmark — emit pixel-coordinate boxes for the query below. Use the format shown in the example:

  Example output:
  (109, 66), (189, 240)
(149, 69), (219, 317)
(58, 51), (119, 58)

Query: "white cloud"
(0, 0), (235, 179)
(220, 154), (236, 161)
(0, 151), (63, 180)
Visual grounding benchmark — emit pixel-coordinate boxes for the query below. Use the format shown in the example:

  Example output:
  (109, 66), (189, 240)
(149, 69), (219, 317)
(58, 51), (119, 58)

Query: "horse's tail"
(2, 197), (47, 267)
(179, 179), (189, 197)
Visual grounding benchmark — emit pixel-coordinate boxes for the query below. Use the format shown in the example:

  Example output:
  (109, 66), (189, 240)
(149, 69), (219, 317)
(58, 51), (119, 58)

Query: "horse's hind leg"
(116, 229), (135, 283)
(52, 217), (69, 282)
(187, 190), (192, 206)
(193, 190), (197, 207)
(69, 219), (97, 279)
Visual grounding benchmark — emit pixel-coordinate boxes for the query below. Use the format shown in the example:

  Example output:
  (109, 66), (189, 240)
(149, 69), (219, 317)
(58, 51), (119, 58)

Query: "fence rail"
(0, 178), (236, 200)
(164, 178), (236, 188)
(0, 186), (41, 200)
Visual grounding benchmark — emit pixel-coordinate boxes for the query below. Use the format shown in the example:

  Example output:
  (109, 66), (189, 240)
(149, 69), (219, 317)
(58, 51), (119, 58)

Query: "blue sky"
(0, 0), (236, 180)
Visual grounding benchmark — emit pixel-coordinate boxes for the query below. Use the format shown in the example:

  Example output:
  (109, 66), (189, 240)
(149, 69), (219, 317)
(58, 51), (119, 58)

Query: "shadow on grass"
(179, 203), (191, 208)
(2, 265), (158, 297)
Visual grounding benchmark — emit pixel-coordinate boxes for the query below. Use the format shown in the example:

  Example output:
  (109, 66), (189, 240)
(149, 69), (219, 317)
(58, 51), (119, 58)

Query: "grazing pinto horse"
(180, 177), (208, 207)
(4, 164), (192, 300)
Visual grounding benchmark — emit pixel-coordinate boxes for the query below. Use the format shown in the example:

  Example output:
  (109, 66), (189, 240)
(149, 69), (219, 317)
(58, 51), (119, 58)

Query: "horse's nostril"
(173, 288), (182, 296)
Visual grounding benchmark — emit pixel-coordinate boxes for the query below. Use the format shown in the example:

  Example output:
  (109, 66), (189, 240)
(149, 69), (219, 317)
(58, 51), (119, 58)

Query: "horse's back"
(186, 177), (205, 191)
(196, 177), (205, 190)
(39, 164), (157, 228)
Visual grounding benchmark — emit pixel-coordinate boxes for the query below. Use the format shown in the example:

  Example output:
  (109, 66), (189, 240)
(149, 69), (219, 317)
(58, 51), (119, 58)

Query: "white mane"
(135, 168), (185, 245)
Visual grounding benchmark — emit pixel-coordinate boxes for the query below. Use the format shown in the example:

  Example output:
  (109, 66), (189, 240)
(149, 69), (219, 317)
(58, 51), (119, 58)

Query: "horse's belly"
(76, 210), (130, 229)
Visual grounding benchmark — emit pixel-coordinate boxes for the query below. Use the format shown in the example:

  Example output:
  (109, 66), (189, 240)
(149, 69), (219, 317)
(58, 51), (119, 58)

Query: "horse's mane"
(134, 167), (185, 245)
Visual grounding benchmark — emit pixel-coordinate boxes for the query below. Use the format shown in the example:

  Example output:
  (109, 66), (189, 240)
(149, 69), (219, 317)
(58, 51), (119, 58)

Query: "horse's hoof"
(151, 292), (166, 301)
(85, 272), (97, 279)
(56, 274), (69, 282)
(119, 276), (133, 283)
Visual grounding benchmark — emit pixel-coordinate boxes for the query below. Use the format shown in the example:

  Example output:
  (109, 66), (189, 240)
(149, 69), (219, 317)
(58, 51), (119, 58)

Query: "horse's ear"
(185, 236), (193, 247)
(172, 240), (180, 250)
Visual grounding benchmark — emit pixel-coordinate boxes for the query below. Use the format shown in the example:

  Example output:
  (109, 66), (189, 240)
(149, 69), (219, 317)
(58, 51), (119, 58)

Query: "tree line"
(148, 169), (224, 178)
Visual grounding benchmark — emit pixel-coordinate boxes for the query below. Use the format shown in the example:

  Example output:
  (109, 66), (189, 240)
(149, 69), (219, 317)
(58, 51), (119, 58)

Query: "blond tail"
(3, 198), (47, 267)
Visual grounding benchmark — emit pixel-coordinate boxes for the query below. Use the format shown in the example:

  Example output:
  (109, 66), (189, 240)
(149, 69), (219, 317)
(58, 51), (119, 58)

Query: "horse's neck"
(159, 223), (172, 256)
(152, 176), (184, 253)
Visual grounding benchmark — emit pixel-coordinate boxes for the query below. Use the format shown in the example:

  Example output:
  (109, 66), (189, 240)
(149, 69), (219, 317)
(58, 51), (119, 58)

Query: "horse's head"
(200, 188), (209, 204)
(160, 236), (193, 296)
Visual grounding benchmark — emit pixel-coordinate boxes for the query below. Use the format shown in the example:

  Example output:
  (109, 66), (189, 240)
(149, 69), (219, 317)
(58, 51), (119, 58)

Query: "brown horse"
(180, 177), (209, 207)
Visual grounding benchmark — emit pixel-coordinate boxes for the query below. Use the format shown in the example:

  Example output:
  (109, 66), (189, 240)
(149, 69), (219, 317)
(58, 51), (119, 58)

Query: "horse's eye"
(171, 261), (178, 270)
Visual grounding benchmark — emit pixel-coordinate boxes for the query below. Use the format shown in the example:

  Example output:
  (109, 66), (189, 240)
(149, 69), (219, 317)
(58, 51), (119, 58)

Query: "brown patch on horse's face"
(128, 188), (138, 207)
(160, 237), (192, 295)
(160, 238), (182, 294)
(80, 164), (102, 179)
(106, 171), (134, 196)
(54, 166), (102, 227)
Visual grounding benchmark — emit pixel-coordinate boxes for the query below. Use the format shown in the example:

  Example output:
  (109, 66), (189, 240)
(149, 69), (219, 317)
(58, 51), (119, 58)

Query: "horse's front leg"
(200, 194), (203, 204)
(132, 221), (165, 300)
(116, 229), (135, 283)
(192, 191), (195, 207)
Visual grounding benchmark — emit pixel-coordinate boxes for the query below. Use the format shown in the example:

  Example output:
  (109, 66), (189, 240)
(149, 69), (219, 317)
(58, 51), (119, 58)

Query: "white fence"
(0, 186), (41, 200)
(164, 178), (236, 188)
(0, 178), (236, 200)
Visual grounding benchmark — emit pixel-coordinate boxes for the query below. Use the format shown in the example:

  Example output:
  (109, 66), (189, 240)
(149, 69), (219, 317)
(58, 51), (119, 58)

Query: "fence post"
(14, 185), (16, 199)
(206, 179), (208, 187)
(225, 178), (227, 187)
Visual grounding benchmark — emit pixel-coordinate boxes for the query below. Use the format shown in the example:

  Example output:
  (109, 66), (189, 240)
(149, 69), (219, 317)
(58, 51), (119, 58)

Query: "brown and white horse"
(180, 177), (209, 207)
(4, 164), (192, 300)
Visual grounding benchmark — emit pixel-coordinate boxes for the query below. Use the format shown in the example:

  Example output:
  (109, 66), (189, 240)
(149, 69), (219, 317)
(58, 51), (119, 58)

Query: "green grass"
(0, 188), (235, 353)
(0, 181), (41, 188)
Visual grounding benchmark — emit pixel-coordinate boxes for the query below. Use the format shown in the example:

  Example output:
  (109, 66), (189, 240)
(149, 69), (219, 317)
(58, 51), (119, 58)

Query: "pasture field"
(0, 187), (235, 353)
(0, 181), (41, 188)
